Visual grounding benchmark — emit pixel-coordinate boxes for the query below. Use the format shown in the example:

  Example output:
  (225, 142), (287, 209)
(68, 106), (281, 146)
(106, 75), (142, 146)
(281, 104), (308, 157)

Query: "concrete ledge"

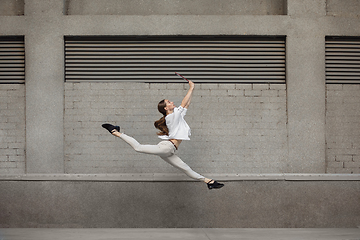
(0, 173), (359, 181)
(1, 228), (360, 240)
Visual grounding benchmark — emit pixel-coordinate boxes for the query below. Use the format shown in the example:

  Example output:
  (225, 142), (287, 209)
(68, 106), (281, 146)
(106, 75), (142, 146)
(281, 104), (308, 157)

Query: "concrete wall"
(65, 0), (287, 15)
(0, 0), (24, 16)
(0, 180), (359, 228)
(326, 0), (360, 17)
(0, 0), (360, 227)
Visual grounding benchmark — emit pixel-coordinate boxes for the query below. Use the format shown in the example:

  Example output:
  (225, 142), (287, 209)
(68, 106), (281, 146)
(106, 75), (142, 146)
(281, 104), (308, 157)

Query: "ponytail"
(154, 99), (169, 136)
(154, 116), (169, 136)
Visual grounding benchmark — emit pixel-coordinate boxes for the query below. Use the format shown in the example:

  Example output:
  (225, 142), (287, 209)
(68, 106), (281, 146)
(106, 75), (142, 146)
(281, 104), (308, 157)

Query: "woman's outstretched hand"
(188, 80), (195, 89)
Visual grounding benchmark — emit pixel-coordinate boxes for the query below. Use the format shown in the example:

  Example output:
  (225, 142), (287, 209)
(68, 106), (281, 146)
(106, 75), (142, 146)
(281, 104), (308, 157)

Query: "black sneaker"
(102, 123), (120, 134)
(207, 180), (224, 189)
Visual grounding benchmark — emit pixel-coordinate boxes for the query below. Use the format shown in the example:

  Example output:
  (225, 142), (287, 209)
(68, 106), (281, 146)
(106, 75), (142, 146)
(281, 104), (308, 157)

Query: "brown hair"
(154, 99), (169, 136)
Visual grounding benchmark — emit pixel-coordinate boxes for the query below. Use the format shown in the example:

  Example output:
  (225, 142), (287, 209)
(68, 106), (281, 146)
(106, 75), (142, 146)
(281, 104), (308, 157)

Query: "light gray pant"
(120, 134), (205, 181)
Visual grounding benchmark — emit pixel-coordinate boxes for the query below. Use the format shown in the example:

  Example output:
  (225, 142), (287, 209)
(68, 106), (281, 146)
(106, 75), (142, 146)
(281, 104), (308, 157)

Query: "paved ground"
(1, 228), (360, 240)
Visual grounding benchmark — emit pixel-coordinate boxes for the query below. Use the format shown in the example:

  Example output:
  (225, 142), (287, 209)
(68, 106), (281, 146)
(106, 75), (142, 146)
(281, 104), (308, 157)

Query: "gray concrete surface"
(65, 0), (286, 15)
(0, 0), (24, 16)
(1, 180), (359, 228)
(24, 0), (65, 174)
(1, 228), (360, 240)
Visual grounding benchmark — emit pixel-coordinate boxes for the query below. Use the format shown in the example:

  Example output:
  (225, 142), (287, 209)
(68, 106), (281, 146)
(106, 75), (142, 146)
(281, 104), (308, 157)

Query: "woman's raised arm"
(181, 80), (195, 109)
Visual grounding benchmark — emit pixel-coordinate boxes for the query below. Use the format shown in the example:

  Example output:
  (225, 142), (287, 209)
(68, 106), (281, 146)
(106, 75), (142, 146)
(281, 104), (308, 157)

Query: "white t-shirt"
(158, 106), (191, 140)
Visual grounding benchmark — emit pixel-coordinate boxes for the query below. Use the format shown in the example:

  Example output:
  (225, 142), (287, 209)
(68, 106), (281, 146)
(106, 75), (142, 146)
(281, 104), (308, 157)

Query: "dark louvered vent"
(326, 37), (360, 84)
(65, 36), (285, 83)
(0, 36), (25, 84)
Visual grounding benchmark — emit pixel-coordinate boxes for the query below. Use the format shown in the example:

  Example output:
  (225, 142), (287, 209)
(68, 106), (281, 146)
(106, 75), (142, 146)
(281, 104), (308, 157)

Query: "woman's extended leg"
(161, 154), (206, 181)
(118, 133), (173, 156)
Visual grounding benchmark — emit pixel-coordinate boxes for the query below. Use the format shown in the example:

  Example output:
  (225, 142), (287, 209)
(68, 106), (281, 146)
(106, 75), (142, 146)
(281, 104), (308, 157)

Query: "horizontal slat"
(66, 56), (284, 61)
(65, 42), (285, 47)
(0, 76), (25, 79)
(0, 67), (24, 71)
(65, 36), (285, 83)
(66, 63), (284, 67)
(0, 60), (25, 64)
(66, 46), (284, 50)
(66, 79), (284, 84)
(66, 60), (285, 64)
(67, 72), (285, 77)
(326, 56), (360, 61)
(326, 68), (360, 72)
(0, 71), (25, 75)
(66, 52), (285, 56)
(327, 80), (360, 84)
(66, 66), (283, 71)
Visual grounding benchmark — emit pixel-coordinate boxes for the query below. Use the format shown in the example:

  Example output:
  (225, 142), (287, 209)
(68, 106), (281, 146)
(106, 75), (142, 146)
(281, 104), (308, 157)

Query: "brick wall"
(326, 84), (360, 173)
(64, 82), (287, 174)
(0, 84), (25, 174)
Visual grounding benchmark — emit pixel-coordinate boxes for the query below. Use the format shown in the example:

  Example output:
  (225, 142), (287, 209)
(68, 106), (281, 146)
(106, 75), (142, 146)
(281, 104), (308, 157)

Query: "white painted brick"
(235, 84), (252, 90)
(278, 90), (286, 97)
(342, 84), (360, 91)
(73, 83), (91, 90)
(149, 83), (167, 90)
(8, 155), (25, 162)
(252, 84), (270, 90)
(0, 161), (17, 168)
(326, 86), (360, 173)
(218, 84), (236, 90)
(209, 90), (229, 97)
(269, 96), (285, 103)
(326, 84), (343, 90)
(343, 97), (360, 103)
(200, 84), (219, 90)
(227, 89), (244, 96)
(261, 90), (278, 97)
(344, 161), (360, 168)
(244, 90), (262, 97)
(327, 161), (344, 168)
(8, 142), (25, 149)
(167, 83), (186, 90)
(270, 84), (286, 90)
(0, 85), (21, 90)
(64, 82), (288, 174)
(334, 167), (360, 174)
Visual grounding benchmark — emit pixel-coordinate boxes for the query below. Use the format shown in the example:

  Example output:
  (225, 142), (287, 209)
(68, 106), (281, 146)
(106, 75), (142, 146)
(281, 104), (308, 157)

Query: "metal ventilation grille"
(65, 36), (285, 83)
(326, 37), (360, 84)
(0, 36), (25, 84)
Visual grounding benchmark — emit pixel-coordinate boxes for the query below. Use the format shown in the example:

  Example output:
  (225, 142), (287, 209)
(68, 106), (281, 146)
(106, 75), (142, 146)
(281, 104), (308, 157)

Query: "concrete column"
(25, 0), (64, 173)
(285, 0), (326, 172)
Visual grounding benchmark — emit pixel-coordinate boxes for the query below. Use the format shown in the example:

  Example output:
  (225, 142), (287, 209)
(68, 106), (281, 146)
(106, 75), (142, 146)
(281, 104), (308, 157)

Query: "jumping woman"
(102, 79), (224, 189)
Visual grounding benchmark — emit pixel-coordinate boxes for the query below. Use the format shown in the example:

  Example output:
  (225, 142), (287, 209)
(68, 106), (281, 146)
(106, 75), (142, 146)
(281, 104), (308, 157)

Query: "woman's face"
(164, 99), (175, 112)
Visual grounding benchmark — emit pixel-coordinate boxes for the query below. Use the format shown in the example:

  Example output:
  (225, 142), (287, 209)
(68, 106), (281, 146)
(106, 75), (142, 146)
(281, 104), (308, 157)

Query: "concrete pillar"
(285, 0), (326, 172)
(24, 0), (64, 173)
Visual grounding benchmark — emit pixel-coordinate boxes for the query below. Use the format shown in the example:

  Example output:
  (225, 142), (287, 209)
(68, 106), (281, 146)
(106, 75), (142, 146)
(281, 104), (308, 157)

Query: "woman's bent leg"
(161, 154), (205, 181)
